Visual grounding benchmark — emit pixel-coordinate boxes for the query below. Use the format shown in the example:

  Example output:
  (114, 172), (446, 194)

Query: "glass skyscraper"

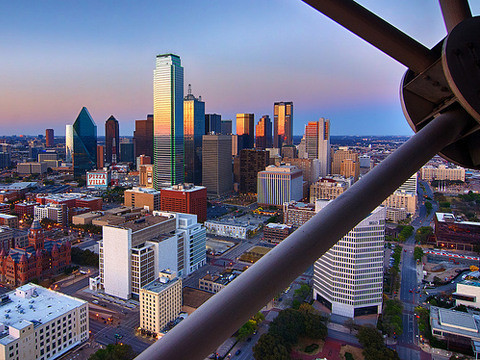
(184, 88), (205, 185)
(105, 115), (119, 164)
(273, 101), (293, 149)
(65, 125), (73, 163)
(72, 107), (97, 177)
(153, 54), (184, 188)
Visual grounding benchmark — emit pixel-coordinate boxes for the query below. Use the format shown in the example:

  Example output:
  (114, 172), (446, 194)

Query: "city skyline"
(1, 1), (479, 137)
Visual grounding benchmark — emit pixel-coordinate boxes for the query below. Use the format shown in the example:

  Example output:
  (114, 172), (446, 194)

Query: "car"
(92, 300), (99, 304)
(235, 350), (241, 356)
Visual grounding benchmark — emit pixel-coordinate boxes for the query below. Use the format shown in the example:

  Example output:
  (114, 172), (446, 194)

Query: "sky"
(1, 0), (478, 137)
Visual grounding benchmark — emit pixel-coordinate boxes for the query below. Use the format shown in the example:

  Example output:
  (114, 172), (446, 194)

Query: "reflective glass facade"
(184, 92), (205, 185)
(255, 115), (272, 149)
(236, 113), (254, 149)
(105, 115), (119, 164)
(72, 107), (97, 177)
(153, 54), (184, 188)
(273, 102), (293, 148)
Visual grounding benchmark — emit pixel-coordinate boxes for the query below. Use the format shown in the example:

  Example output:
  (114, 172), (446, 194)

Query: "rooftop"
(163, 184), (206, 192)
(436, 212), (480, 226)
(142, 276), (181, 294)
(118, 214), (173, 232)
(430, 306), (480, 341)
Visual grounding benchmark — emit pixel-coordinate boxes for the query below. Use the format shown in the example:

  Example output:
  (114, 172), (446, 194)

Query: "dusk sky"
(1, 1), (478, 137)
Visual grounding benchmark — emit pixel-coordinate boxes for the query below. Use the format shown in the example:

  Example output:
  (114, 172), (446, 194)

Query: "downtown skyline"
(2, 0), (480, 137)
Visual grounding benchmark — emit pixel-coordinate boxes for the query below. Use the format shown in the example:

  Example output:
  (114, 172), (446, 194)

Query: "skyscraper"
(65, 125), (73, 163)
(221, 119), (232, 135)
(184, 86), (205, 185)
(305, 118), (331, 177)
(205, 114), (221, 134)
(105, 115), (119, 165)
(72, 107), (97, 177)
(134, 114), (154, 159)
(202, 134), (233, 197)
(153, 54), (184, 188)
(255, 115), (272, 150)
(236, 113), (255, 149)
(45, 129), (54, 148)
(273, 101), (293, 148)
(313, 202), (385, 318)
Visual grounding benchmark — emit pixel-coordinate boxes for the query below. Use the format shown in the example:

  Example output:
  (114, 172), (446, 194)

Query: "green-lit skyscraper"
(184, 85), (205, 185)
(153, 54), (184, 188)
(72, 107), (97, 177)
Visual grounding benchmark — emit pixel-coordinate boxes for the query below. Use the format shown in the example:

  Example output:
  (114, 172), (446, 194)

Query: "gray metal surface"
(135, 110), (470, 360)
(302, 0), (436, 73)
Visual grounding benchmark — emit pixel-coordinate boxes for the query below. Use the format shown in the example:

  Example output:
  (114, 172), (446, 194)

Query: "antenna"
(188, 84), (192, 96)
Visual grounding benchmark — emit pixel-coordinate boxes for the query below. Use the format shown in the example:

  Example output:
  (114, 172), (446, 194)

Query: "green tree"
(398, 225), (414, 242)
(237, 320), (257, 341)
(89, 343), (136, 360)
(414, 247), (424, 261)
(253, 334), (290, 360)
(357, 326), (399, 360)
(425, 201), (433, 215)
(415, 226), (433, 244)
(269, 308), (306, 349)
(293, 284), (312, 302)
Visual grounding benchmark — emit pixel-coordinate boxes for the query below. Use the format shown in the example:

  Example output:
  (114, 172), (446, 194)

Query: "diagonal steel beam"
(302, 0), (437, 74)
(439, 0), (472, 33)
(135, 109), (471, 360)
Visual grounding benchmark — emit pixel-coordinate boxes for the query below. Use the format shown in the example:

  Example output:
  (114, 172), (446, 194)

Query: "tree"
(425, 201), (433, 215)
(414, 247), (424, 261)
(237, 320), (257, 341)
(89, 343), (136, 360)
(293, 284), (311, 302)
(269, 308), (306, 348)
(357, 326), (399, 360)
(398, 225), (414, 241)
(415, 226), (433, 244)
(253, 334), (290, 360)
(304, 313), (327, 340)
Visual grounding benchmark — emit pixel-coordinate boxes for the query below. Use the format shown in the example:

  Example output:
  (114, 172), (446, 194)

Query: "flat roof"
(142, 277), (180, 294)
(430, 306), (480, 340)
(117, 215), (173, 232)
(0, 284), (86, 345)
(436, 212), (480, 226)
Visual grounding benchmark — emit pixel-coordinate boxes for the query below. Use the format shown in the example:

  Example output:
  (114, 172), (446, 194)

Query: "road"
(396, 181), (436, 360)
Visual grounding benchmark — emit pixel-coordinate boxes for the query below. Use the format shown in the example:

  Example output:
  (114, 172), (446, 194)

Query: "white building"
(34, 204), (68, 226)
(0, 283), (88, 360)
(421, 164), (466, 182)
(204, 221), (252, 239)
(313, 202), (385, 318)
(453, 280), (480, 309)
(100, 212), (206, 300)
(139, 270), (182, 334)
(257, 165), (303, 206)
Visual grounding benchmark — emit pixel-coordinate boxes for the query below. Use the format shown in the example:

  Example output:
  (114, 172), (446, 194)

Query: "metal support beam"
(302, 0), (437, 74)
(135, 109), (471, 360)
(439, 0), (472, 33)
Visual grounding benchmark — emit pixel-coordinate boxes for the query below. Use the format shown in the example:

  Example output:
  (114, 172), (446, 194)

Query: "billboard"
(87, 171), (110, 188)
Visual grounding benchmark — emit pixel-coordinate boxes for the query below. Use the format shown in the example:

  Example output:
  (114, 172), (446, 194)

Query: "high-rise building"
(105, 115), (119, 165)
(65, 124), (73, 163)
(255, 115), (272, 150)
(139, 164), (154, 188)
(205, 114), (221, 134)
(236, 113), (255, 149)
(184, 87), (205, 185)
(160, 183), (207, 222)
(120, 142), (135, 163)
(221, 119), (232, 135)
(202, 134), (233, 197)
(341, 158), (360, 181)
(273, 102), (293, 148)
(45, 129), (54, 148)
(153, 54), (184, 188)
(283, 158), (320, 186)
(239, 149), (269, 194)
(124, 187), (161, 211)
(305, 119), (331, 176)
(313, 202), (385, 318)
(72, 107), (97, 178)
(97, 145), (104, 169)
(310, 177), (349, 203)
(257, 165), (303, 206)
(134, 114), (154, 159)
(331, 147), (358, 176)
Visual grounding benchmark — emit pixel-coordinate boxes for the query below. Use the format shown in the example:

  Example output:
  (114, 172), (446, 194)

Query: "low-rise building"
(382, 192), (417, 214)
(435, 213), (480, 251)
(139, 270), (182, 334)
(453, 280), (480, 309)
(124, 187), (161, 212)
(283, 201), (316, 228)
(385, 207), (407, 222)
(204, 220), (258, 239)
(263, 223), (292, 244)
(14, 202), (38, 218)
(17, 162), (47, 175)
(0, 203), (9, 215)
(310, 177), (349, 203)
(0, 214), (18, 229)
(0, 283), (89, 360)
(421, 165), (466, 182)
(198, 270), (241, 294)
(34, 203), (68, 226)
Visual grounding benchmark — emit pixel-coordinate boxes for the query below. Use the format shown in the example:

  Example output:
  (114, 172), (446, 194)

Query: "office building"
(0, 152), (10, 170)
(17, 162), (47, 175)
(255, 115), (272, 150)
(0, 221), (71, 286)
(140, 271), (182, 334)
(134, 114), (154, 159)
(331, 148), (358, 176)
(420, 165), (465, 182)
(221, 119), (232, 135)
(96, 145), (104, 169)
(341, 158), (360, 181)
(0, 226), (28, 250)
(257, 165), (303, 206)
(199, 270), (241, 294)
(313, 203), (385, 318)
(202, 135), (233, 197)
(305, 119), (331, 176)
(38, 152), (60, 169)
(105, 115), (119, 165)
(160, 184), (207, 223)
(273, 102), (293, 148)
(45, 129), (54, 148)
(34, 204), (68, 226)
(283, 201), (316, 228)
(72, 107), (97, 178)
(65, 125), (73, 163)
(310, 177), (349, 203)
(453, 280), (480, 309)
(0, 283), (88, 360)
(434, 213), (480, 251)
(264, 223), (292, 244)
(239, 149), (269, 194)
(281, 145), (297, 159)
(184, 88), (205, 185)
(154, 54), (184, 188)
(0, 215), (18, 229)
(381, 192), (417, 214)
(139, 164), (154, 188)
(397, 173), (418, 193)
(124, 187), (161, 212)
(14, 202), (37, 219)
(100, 212), (206, 299)
(283, 158), (320, 186)
(205, 114), (221, 134)
(236, 113), (255, 149)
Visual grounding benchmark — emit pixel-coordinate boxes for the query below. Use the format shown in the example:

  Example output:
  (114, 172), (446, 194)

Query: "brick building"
(160, 184), (207, 222)
(263, 223), (292, 244)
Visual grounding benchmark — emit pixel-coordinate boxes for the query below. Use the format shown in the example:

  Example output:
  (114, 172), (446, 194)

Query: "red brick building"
(161, 184), (207, 222)
(15, 202), (38, 218)
(264, 223), (292, 244)
(36, 193), (102, 211)
(0, 203), (9, 214)
(0, 220), (71, 286)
